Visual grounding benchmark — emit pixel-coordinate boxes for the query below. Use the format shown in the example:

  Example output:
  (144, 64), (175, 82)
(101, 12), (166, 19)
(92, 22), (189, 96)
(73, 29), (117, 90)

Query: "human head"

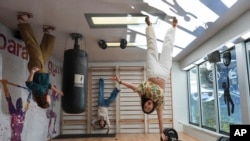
(98, 118), (106, 128)
(172, 17), (178, 28)
(141, 96), (155, 114)
(222, 82), (227, 89)
(32, 91), (50, 109)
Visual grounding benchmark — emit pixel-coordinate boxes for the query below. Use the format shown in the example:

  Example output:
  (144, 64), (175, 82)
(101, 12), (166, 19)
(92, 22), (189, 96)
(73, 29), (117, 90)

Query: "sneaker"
(17, 12), (33, 22)
(43, 25), (55, 33)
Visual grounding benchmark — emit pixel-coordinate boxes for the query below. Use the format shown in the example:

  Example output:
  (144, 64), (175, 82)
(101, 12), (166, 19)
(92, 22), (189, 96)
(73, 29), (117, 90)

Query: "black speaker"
(207, 50), (220, 63)
(120, 39), (127, 49)
(98, 40), (107, 49)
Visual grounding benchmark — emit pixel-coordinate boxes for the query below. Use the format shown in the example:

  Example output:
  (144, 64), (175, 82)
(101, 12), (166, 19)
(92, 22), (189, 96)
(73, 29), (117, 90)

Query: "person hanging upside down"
(17, 12), (63, 109)
(112, 16), (178, 141)
(91, 78), (120, 134)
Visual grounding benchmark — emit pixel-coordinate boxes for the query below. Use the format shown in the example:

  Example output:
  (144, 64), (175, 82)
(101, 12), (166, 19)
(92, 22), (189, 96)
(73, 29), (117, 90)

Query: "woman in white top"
(91, 78), (120, 134)
(112, 16), (177, 141)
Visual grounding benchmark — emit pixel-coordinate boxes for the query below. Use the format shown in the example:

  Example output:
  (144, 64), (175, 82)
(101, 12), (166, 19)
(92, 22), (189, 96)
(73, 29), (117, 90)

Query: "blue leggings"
(98, 78), (120, 107)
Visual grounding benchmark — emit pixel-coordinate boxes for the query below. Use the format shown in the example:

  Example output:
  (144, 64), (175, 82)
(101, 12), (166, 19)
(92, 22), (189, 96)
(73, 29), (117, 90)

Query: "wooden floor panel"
(50, 132), (200, 141)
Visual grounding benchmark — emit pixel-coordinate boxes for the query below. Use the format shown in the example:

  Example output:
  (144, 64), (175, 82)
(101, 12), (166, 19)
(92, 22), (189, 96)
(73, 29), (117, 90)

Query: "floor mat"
(53, 133), (116, 139)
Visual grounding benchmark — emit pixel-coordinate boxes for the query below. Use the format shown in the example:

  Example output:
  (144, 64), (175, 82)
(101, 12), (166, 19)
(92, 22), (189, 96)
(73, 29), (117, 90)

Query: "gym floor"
(50, 132), (200, 141)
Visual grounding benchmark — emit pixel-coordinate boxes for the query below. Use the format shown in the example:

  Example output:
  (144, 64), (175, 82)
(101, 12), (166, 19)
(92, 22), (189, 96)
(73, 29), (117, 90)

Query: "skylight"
(85, 14), (161, 27)
(85, 0), (238, 57)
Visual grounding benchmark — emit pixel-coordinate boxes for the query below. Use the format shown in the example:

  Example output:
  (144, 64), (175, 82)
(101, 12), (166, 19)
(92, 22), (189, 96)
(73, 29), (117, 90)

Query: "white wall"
(0, 22), (62, 141)
(171, 62), (188, 132)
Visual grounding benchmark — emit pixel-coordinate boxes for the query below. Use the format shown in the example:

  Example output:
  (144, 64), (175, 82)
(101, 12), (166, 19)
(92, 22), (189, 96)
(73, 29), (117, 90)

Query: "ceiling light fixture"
(120, 39), (127, 49)
(85, 13), (164, 28)
(98, 40), (107, 49)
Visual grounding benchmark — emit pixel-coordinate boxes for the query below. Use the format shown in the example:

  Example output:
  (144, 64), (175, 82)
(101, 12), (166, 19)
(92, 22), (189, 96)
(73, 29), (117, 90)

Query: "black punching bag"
(62, 33), (88, 114)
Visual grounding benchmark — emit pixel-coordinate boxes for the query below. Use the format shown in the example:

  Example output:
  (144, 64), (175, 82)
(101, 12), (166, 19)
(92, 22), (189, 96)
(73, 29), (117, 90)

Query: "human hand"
(31, 67), (40, 72)
(51, 85), (64, 96)
(110, 74), (120, 83)
(161, 132), (167, 141)
(58, 91), (64, 96)
(106, 127), (109, 134)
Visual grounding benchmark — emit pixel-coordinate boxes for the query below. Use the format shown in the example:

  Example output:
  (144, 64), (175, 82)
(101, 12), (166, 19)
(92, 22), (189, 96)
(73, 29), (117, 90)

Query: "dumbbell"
(161, 128), (181, 141)
(216, 136), (230, 141)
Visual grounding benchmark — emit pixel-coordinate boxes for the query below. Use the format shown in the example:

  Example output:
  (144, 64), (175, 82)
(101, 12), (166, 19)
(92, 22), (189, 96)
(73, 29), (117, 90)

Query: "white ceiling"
(0, 0), (249, 63)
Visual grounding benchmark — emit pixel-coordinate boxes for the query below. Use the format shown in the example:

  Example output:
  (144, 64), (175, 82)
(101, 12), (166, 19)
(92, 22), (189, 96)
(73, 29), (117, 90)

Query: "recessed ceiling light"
(107, 42), (146, 47)
(85, 13), (164, 28)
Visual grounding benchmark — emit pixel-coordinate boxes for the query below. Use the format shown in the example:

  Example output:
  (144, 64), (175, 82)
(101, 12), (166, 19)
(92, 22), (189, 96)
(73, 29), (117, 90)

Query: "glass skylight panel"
(85, 0), (240, 57)
(173, 47), (182, 57)
(221, 0), (238, 8)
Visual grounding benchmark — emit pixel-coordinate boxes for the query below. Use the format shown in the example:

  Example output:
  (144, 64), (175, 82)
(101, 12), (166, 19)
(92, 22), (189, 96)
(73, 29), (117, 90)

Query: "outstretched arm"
(157, 107), (167, 140)
(106, 115), (110, 134)
(51, 85), (64, 96)
(111, 74), (138, 91)
(91, 119), (98, 128)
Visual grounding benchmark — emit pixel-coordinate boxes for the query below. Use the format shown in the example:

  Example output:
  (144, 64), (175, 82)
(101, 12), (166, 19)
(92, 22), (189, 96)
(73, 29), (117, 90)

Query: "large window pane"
(217, 48), (242, 133)
(188, 67), (200, 125)
(246, 41), (250, 94)
(199, 61), (216, 130)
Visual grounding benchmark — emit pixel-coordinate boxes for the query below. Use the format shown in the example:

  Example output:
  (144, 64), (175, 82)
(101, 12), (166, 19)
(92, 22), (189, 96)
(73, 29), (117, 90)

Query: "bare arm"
(111, 74), (138, 91)
(51, 85), (64, 96)
(91, 119), (98, 128)
(106, 115), (110, 134)
(26, 67), (40, 82)
(119, 80), (138, 91)
(157, 107), (166, 140)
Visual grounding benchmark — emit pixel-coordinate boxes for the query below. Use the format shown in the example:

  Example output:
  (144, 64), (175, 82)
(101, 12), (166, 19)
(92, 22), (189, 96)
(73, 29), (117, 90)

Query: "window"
(187, 47), (243, 135)
(217, 49), (242, 133)
(245, 40), (250, 95)
(188, 67), (200, 125)
(198, 61), (217, 130)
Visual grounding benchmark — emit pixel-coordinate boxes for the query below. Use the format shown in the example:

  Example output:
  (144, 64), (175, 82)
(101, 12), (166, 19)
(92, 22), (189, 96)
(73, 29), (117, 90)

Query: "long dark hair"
(141, 95), (155, 114)
(32, 91), (50, 109)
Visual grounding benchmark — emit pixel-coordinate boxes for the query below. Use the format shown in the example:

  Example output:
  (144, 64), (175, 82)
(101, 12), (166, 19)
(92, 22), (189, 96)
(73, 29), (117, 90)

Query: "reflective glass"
(188, 67), (200, 125)
(199, 61), (216, 129)
(217, 49), (242, 133)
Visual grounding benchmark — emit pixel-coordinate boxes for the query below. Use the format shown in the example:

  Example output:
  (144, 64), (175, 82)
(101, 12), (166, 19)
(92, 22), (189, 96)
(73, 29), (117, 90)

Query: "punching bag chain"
(70, 33), (83, 50)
